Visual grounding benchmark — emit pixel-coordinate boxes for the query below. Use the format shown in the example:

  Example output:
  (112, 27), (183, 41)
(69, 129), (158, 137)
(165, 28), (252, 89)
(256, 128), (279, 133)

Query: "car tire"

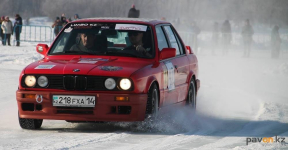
(186, 79), (196, 109)
(18, 112), (43, 129)
(145, 83), (159, 119)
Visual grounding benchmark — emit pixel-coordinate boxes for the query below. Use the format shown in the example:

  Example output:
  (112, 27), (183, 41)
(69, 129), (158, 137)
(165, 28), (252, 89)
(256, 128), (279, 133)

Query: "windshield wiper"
(50, 51), (94, 55)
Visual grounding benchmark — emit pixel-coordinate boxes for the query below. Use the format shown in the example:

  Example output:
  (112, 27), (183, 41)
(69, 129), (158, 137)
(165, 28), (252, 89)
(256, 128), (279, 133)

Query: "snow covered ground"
(0, 18), (288, 149)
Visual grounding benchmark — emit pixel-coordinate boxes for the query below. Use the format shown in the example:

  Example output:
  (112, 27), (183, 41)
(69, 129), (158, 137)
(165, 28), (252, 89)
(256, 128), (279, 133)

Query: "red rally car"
(16, 18), (200, 129)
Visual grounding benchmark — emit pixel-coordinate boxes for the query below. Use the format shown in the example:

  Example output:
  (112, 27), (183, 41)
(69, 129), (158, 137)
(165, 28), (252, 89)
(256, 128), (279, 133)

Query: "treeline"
(0, 0), (43, 17)
(0, 0), (288, 27)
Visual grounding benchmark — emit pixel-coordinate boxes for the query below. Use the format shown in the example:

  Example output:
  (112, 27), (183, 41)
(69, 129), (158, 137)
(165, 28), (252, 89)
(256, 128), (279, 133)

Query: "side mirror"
(186, 46), (193, 54)
(36, 44), (49, 55)
(159, 48), (176, 60)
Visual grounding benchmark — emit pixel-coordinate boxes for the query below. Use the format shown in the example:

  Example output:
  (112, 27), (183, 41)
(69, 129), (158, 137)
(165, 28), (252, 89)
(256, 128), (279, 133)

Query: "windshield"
(49, 23), (154, 58)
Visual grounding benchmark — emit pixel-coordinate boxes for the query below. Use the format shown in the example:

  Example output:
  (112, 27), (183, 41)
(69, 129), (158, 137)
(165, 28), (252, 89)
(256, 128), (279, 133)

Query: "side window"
(173, 29), (185, 55)
(155, 26), (168, 51)
(52, 33), (70, 53)
(163, 26), (180, 55)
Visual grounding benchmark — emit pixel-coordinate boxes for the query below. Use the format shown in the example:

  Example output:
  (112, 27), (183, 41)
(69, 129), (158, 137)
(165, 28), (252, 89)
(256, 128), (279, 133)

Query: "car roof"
(72, 17), (170, 26)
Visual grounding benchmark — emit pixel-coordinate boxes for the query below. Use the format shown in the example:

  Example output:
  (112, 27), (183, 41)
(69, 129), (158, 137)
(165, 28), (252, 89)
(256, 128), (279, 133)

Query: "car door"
(162, 25), (190, 103)
(156, 25), (177, 105)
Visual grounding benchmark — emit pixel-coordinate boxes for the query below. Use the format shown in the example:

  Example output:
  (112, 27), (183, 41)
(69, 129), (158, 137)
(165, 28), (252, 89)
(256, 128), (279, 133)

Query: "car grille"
(63, 75), (87, 90)
(21, 75), (124, 91)
(49, 75), (65, 89)
(54, 75), (109, 90)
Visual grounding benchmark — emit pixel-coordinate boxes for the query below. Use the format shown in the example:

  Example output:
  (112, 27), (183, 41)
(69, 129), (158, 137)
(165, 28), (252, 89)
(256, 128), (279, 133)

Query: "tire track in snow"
(52, 132), (129, 150)
(121, 119), (245, 150)
(127, 94), (264, 150)
(3, 132), (129, 150)
(193, 102), (288, 149)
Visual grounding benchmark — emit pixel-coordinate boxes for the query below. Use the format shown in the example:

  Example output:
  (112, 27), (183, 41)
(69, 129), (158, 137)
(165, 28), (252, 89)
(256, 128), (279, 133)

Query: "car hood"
(24, 57), (153, 77)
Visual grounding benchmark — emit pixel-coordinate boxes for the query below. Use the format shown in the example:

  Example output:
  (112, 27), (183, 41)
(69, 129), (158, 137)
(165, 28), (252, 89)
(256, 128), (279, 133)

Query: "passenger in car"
(124, 31), (152, 57)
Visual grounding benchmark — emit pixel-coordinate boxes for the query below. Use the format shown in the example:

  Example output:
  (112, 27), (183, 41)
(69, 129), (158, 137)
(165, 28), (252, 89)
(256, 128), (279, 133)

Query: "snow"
(28, 17), (53, 26)
(0, 17), (288, 150)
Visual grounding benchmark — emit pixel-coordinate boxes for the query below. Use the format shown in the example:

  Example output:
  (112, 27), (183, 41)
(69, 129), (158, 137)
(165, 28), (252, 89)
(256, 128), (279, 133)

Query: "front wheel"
(186, 79), (197, 109)
(145, 83), (159, 119)
(18, 112), (43, 129)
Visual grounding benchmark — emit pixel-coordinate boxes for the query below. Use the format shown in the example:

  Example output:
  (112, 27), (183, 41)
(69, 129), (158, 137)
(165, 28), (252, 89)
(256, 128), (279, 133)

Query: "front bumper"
(16, 90), (147, 121)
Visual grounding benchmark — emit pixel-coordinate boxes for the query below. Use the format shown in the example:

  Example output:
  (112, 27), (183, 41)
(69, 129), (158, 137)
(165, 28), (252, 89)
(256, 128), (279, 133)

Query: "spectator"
(74, 14), (80, 20)
(271, 25), (282, 59)
(0, 16), (4, 45)
(221, 20), (232, 55)
(128, 4), (140, 18)
(190, 21), (201, 54)
(1, 16), (13, 46)
(212, 22), (219, 55)
(61, 16), (68, 26)
(61, 13), (65, 21)
(52, 17), (62, 37)
(160, 17), (166, 21)
(14, 14), (23, 46)
(60, 13), (68, 26)
(67, 18), (72, 23)
(241, 19), (254, 57)
(26, 18), (30, 25)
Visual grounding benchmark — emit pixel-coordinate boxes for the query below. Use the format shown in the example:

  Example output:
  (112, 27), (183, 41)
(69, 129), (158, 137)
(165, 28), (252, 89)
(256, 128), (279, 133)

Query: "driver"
(123, 31), (152, 57)
(70, 33), (97, 52)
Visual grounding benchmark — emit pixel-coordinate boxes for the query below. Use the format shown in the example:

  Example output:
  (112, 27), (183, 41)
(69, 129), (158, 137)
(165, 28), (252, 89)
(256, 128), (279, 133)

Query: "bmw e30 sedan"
(16, 18), (200, 129)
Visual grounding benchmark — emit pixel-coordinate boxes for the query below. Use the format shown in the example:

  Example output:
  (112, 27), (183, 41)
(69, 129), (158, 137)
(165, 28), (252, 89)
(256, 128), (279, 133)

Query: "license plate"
(52, 95), (96, 107)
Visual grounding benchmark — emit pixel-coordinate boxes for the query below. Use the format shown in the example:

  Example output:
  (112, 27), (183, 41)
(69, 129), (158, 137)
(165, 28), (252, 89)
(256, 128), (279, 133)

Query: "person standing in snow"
(61, 13), (68, 27)
(1, 16), (13, 46)
(221, 20), (232, 55)
(271, 25), (282, 59)
(52, 17), (62, 37)
(160, 17), (166, 21)
(61, 16), (68, 27)
(14, 14), (23, 46)
(0, 16), (4, 45)
(26, 18), (30, 25)
(67, 18), (72, 23)
(128, 4), (140, 18)
(241, 19), (254, 57)
(60, 13), (66, 23)
(212, 22), (219, 55)
(60, 13), (68, 27)
(74, 14), (80, 21)
(190, 21), (201, 54)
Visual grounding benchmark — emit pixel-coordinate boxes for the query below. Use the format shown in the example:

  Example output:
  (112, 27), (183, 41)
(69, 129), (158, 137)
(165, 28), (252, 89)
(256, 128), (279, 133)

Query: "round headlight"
(24, 75), (36, 87)
(105, 78), (116, 90)
(37, 76), (48, 87)
(119, 78), (131, 90)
